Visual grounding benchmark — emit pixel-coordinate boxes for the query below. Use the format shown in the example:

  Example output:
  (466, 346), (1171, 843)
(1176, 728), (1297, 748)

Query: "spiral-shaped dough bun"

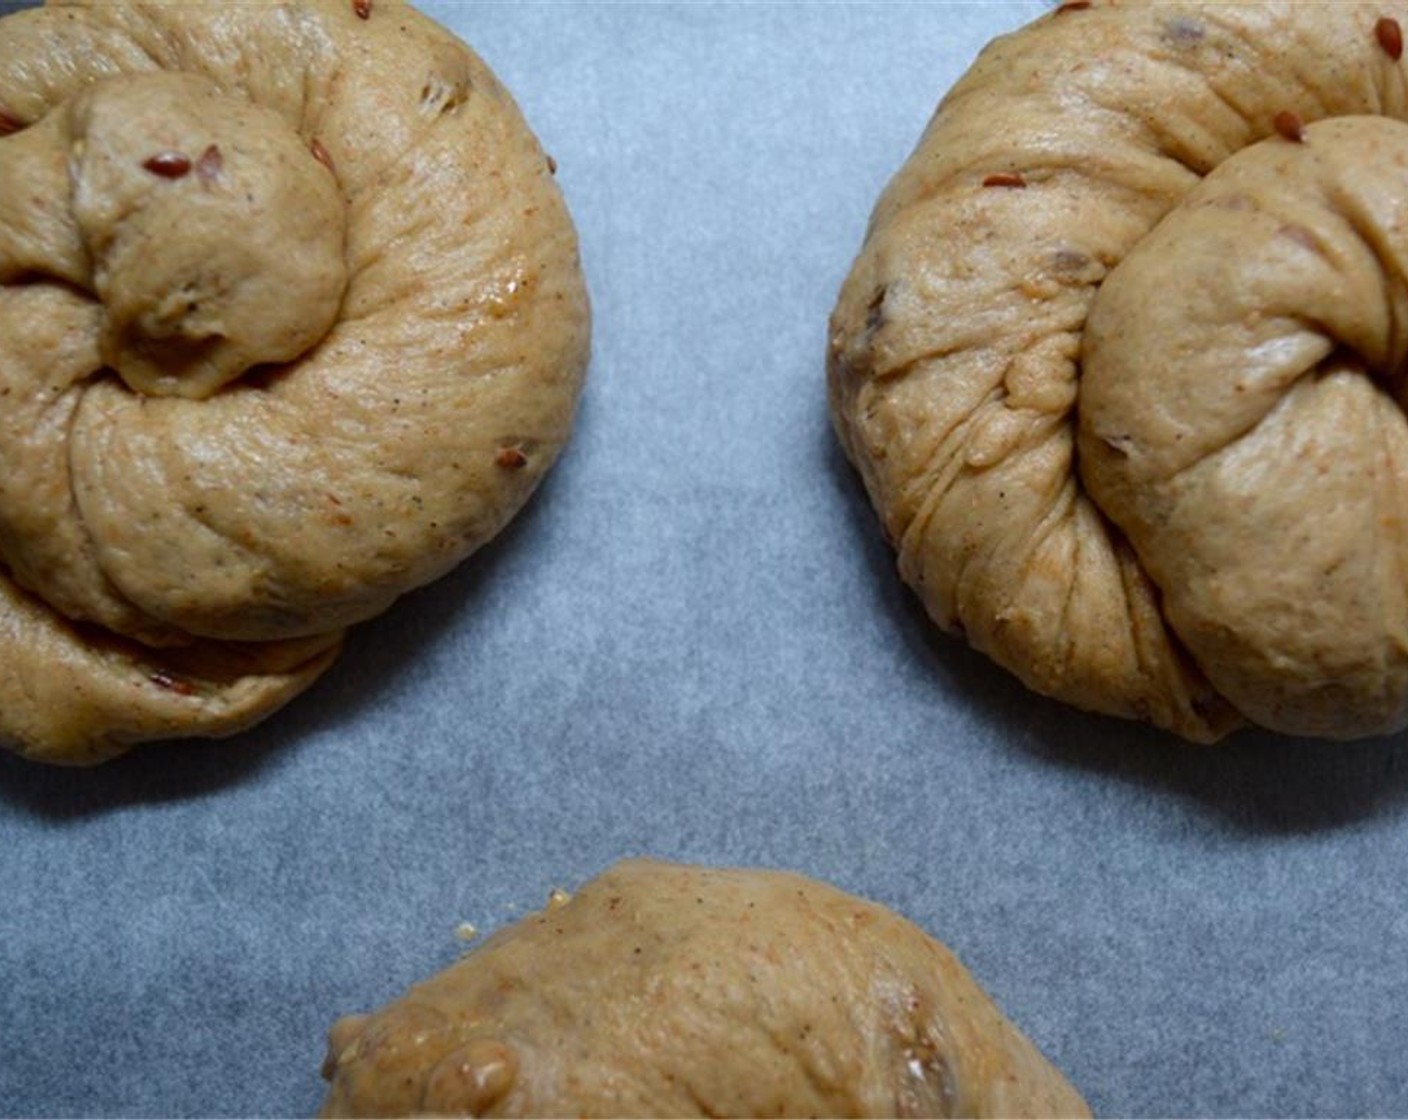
(319, 860), (1090, 1118)
(0, 1), (589, 764)
(829, 1), (1408, 741)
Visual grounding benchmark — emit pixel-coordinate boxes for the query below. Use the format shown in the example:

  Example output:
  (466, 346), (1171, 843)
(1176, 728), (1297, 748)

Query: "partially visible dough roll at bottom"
(318, 859), (1089, 1118)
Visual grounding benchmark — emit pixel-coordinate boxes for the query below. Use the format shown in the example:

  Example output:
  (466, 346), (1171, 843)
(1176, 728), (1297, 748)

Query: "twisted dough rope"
(830, 1), (1408, 742)
(0, 1), (589, 764)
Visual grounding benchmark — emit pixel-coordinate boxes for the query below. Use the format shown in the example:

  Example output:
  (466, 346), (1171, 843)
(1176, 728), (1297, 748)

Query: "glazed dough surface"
(319, 860), (1090, 1119)
(829, 1), (1408, 740)
(0, 0), (589, 763)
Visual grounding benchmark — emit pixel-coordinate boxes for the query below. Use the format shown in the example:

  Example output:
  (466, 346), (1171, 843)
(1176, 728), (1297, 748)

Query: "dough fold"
(829, 1), (1408, 740)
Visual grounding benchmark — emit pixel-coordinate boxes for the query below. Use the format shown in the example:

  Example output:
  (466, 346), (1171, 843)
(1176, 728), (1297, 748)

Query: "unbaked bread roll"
(318, 859), (1089, 1118)
(829, 1), (1408, 741)
(0, 1), (588, 764)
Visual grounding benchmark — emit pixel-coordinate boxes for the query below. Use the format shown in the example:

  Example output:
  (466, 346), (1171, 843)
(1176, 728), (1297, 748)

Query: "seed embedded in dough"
(1376, 16), (1403, 59)
(142, 151), (193, 178)
(982, 171), (1027, 189)
(309, 137), (336, 175)
(195, 143), (222, 184)
(1273, 110), (1306, 142)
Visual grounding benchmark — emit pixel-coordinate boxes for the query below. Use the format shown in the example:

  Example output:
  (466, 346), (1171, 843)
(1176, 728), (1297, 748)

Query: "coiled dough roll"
(0, 1), (589, 764)
(319, 860), (1090, 1118)
(829, 1), (1408, 741)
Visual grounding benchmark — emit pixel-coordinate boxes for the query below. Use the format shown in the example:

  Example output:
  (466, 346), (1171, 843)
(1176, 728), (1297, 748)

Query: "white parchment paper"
(3, 3), (1407, 1116)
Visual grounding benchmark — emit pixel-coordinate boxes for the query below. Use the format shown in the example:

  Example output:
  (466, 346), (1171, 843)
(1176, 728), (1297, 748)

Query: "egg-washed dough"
(829, 1), (1408, 741)
(318, 859), (1089, 1119)
(0, 0), (589, 764)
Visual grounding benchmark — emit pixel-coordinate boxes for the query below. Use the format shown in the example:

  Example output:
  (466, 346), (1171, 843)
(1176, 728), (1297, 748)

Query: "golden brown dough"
(0, 1), (589, 763)
(318, 859), (1089, 1119)
(829, 1), (1408, 741)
